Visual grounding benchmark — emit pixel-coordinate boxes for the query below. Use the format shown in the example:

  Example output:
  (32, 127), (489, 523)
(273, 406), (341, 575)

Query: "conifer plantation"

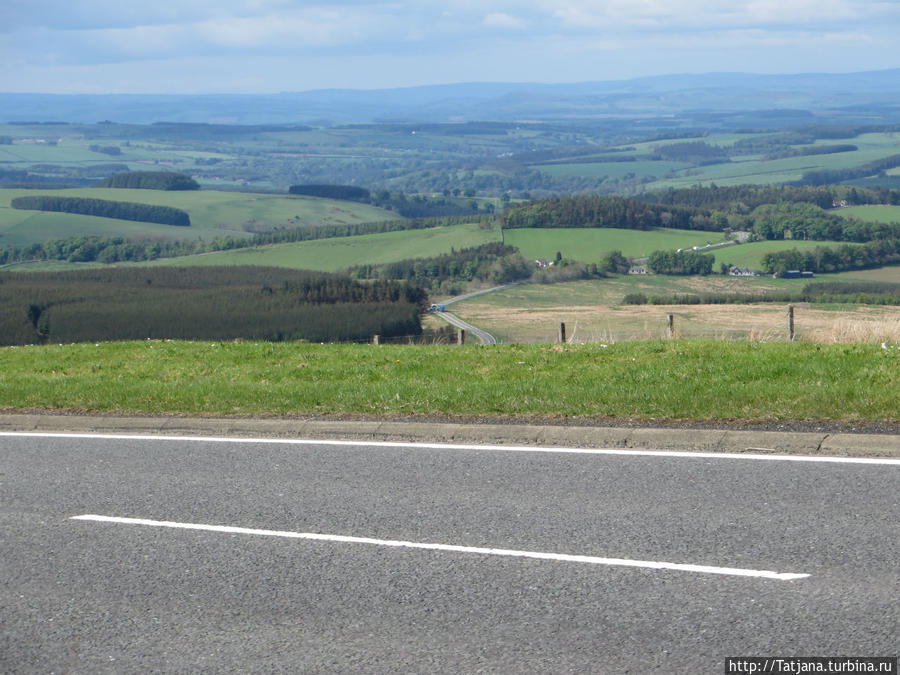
(0, 267), (426, 345)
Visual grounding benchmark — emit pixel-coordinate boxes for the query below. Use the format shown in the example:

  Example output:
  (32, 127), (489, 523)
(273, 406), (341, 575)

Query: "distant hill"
(2, 70), (900, 125)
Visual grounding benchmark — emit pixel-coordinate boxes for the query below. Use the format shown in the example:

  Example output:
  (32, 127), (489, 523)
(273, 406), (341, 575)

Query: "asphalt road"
(435, 310), (498, 344)
(2, 433), (898, 673)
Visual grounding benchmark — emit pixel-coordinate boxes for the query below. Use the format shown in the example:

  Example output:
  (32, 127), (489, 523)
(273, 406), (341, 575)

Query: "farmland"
(838, 204), (900, 222)
(143, 222), (500, 272)
(444, 276), (900, 344)
(503, 227), (720, 261)
(709, 239), (853, 270)
(0, 187), (398, 248)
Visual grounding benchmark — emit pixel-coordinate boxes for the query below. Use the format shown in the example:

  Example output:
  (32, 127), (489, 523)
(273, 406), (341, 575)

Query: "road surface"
(2, 432), (897, 673)
(435, 309), (498, 344)
(432, 281), (526, 344)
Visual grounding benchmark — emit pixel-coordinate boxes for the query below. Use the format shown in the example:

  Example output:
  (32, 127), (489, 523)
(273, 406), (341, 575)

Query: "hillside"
(0, 187), (399, 249)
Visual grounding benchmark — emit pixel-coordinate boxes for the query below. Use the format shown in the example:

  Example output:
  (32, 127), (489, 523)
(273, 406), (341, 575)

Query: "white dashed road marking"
(71, 514), (810, 581)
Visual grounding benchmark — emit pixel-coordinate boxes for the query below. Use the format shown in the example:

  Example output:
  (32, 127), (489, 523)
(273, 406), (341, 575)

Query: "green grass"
(0, 209), (249, 248)
(142, 222), (500, 271)
(837, 205), (900, 222)
(638, 132), (900, 190)
(503, 227), (723, 262)
(0, 188), (399, 248)
(1, 340), (896, 422)
(709, 239), (851, 270)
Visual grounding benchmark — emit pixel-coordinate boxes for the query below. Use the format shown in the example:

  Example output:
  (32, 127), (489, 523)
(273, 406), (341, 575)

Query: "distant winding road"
(433, 281), (525, 344)
(434, 309), (497, 344)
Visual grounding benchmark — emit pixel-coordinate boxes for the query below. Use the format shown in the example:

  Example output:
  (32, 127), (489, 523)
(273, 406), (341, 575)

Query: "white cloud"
(2, 0), (899, 93)
(483, 12), (527, 29)
(542, 0), (900, 31)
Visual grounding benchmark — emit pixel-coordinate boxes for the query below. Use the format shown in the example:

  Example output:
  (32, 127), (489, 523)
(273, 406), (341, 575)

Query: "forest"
(503, 196), (705, 231)
(95, 171), (200, 190)
(348, 243), (532, 291)
(0, 267), (426, 345)
(504, 189), (900, 243)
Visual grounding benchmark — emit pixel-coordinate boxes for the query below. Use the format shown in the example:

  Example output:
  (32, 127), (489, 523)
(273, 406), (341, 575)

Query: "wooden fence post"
(786, 305), (795, 341)
(667, 314), (674, 339)
(372, 334), (380, 345)
(558, 322), (566, 344)
(457, 329), (466, 345)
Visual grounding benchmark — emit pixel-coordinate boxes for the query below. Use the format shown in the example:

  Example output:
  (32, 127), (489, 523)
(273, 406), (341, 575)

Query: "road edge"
(1, 413), (897, 457)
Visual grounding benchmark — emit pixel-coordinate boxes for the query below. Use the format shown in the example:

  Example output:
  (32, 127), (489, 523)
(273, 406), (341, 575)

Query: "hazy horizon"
(3, 1), (900, 95)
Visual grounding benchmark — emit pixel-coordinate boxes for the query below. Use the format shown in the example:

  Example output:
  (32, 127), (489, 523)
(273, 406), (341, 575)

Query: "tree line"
(635, 184), (900, 210)
(347, 243), (527, 291)
(622, 281), (900, 306)
(288, 184), (495, 218)
(503, 195), (706, 231)
(760, 238), (900, 276)
(799, 154), (900, 186)
(0, 215), (491, 266)
(11, 195), (191, 226)
(95, 171), (200, 190)
(645, 249), (715, 275)
(504, 189), (900, 245)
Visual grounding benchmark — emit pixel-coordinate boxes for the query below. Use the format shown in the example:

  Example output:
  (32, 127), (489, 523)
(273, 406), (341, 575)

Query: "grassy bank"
(1, 340), (896, 422)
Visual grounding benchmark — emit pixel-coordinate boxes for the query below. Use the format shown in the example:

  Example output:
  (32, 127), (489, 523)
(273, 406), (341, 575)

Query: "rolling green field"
(1, 340), (896, 422)
(142, 222), (499, 271)
(837, 205), (900, 222)
(503, 227), (723, 262)
(709, 239), (852, 270)
(501, 228), (854, 271)
(0, 187), (398, 248)
(578, 131), (900, 191)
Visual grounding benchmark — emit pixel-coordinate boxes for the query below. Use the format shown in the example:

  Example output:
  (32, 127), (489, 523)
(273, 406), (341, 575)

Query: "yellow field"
(452, 301), (900, 344)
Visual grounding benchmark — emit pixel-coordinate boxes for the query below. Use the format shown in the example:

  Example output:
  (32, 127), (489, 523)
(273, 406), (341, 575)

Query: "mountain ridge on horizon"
(3, 69), (899, 126)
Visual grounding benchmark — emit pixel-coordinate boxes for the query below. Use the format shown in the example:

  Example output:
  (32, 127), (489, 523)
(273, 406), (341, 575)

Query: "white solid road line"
(3, 430), (900, 465)
(71, 514), (810, 581)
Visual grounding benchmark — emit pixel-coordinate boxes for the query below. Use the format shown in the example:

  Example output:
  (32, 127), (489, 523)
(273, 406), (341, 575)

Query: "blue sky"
(3, 0), (900, 94)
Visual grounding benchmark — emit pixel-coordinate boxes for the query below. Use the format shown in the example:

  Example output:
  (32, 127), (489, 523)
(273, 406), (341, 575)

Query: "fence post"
(372, 334), (380, 345)
(667, 314), (674, 339)
(558, 322), (566, 344)
(457, 329), (466, 345)
(786, 305), (795, 341)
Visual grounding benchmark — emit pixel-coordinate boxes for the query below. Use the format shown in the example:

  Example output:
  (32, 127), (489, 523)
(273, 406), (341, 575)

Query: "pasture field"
(828, 267), (900, 282)
(709, 239), (852, 270)
(633, 132), (900, 190)
(142, 222), (500, 271)
(446, 275), (900, 344)
(0, 187), (398, 247)
(503, 227), (724, 261)
(0, 210), (249, 248)
(837, 205), (900, 222)
(502, 228), (853, 271)
(1, 339), (896, 422)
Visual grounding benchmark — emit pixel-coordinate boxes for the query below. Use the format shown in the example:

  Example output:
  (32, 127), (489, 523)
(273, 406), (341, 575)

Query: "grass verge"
(1, 340), (896, 422)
